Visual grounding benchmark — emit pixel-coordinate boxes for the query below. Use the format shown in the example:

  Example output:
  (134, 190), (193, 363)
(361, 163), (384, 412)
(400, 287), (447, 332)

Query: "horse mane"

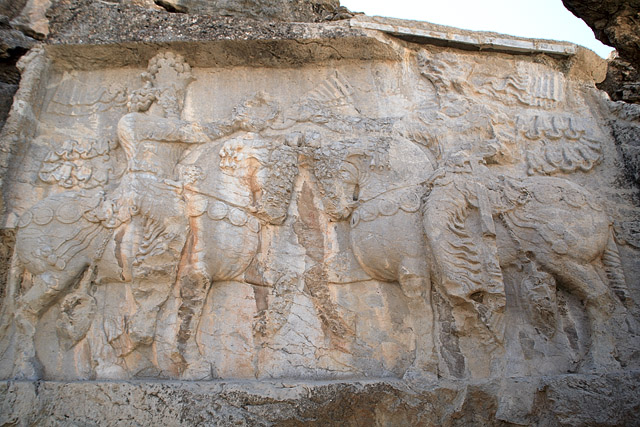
(310, 140), (349, 196)
(309, 137), (393, 213)
(253, 142), (299, 225)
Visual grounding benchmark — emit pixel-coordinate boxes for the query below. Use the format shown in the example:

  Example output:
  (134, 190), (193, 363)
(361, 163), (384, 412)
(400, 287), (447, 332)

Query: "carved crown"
(143, 51), (194, 92)
(128, 51), (194, 116)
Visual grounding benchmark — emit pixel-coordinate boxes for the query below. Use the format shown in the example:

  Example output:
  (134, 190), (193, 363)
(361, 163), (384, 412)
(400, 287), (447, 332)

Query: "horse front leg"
(154, 263), (212, 378)
(177, 265), (211, 353)
(398, 256), (438, 380)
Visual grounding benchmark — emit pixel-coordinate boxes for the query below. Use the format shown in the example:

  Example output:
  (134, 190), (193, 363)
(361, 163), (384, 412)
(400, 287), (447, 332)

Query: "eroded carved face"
(217, 139), (268, 223)
(417, 50), (472, 91)
(332, 160), (360, 219)
(252, 143), (299, 225)
(218, 137), (299, 225)
(320, 187), (356, 221)
(231, 92), (280, 132)
(312, 151), (359, 221)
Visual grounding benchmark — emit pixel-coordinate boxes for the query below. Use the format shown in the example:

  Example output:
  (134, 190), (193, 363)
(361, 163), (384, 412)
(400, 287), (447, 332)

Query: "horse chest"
(349, 213), (426, 282)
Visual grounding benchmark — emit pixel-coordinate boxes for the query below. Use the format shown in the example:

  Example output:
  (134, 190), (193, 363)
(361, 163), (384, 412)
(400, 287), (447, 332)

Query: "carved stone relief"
(0, 43), (638, 384)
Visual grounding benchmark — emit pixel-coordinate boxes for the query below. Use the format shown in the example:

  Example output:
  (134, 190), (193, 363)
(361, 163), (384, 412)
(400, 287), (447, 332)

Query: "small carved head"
(219, 137), (299, 224)
(231, 92), (280, 132)
(417, 50), (472, 92)
(129, 51), (194, 117)
(180, 165), (205, 186)
(253, 141), (299, 225)
(219, 138), (249, 171)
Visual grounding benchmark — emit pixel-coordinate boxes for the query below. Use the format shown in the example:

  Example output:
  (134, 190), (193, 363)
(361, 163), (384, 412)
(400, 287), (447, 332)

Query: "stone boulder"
(563, 0), (640, 71)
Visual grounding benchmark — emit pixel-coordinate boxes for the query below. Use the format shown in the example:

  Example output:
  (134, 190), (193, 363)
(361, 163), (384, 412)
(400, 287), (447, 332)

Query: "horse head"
(219, 135), (299, 225)
(307, 137), (381, 221)
(310, 135), (434, 222)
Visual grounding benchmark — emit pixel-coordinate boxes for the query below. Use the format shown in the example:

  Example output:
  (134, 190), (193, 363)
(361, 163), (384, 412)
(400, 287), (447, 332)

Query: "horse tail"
(602, 226), (631, 308)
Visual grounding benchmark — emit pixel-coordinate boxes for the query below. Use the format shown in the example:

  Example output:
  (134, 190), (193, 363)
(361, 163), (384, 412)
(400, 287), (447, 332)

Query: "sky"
(340, 0), (614, 58)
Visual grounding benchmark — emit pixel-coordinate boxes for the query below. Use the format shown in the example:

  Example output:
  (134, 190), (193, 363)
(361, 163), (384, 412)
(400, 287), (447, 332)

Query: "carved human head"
(128, 51), (195, 118)
(217, 136), (298, 224)
(308, 139), (367, 220)
(231, 92), (280, 132)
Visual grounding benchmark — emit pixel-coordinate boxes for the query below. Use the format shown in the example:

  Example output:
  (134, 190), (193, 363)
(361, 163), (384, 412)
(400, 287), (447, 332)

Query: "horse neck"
(197, 167), (256, 208)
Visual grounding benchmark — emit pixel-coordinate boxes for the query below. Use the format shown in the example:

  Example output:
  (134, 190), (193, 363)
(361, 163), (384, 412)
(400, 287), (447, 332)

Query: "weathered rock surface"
(0, 3), (639, 426)
(2, 371), (640, 425)
(153, 0), (351, 22)
(0, 15), (34, 130)
(563, 0), (640, 71)
(9, 0), (52, 39)
(2, 0), (354, 45)
(0, 0), (29, 21)
(598, 53), (640, 104)
(608, 102), (640, 186)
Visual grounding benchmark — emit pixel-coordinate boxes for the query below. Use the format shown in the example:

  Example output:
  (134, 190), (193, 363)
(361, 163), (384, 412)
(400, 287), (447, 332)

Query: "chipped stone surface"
(352, 15), (579, 56)
(9, 0), (51, 39)
(152, 0), (347, 22)
(599, 53), (640, 104)
(563, 0), (640, 71)
(1, 371), (639, 425)
(0, 15), (35, 130)
(0, 5), (638, 425)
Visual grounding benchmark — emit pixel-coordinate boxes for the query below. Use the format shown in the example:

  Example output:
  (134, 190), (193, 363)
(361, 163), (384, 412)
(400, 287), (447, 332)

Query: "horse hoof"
(403, 365), (438, 383)
(13, 357), (43, 380)
(580, 352), (621, 374)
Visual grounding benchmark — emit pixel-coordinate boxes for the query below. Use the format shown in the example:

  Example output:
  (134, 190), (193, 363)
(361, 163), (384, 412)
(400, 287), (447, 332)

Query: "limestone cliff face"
(562, 0), (640, 71)
(153, 0), (350, 21)
(0, 2), (639, 425)
(0, 10), (34, 131)
(563, 0), (640, 108)
(598, 53), (640, 104)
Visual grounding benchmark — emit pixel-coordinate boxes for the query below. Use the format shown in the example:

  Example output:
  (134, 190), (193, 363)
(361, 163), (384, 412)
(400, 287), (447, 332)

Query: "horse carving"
(309, 135), (631, 377)
(156, 131), (299, 377)
(308, 135), (439, 379)
(0, 53), (300, 380)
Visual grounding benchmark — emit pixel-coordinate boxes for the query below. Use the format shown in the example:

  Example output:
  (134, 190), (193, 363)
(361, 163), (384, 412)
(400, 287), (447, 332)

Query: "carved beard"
(156, 89), (182, 119)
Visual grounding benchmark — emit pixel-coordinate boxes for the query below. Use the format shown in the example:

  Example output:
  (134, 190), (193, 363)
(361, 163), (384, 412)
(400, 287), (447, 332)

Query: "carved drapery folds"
(0, 45), (637, 382)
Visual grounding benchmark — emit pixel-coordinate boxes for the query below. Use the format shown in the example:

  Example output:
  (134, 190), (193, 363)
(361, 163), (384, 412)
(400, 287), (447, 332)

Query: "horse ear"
(285, 132), (303, 147)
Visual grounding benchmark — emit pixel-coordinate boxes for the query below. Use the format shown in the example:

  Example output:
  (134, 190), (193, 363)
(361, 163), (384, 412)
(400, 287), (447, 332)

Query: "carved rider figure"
(94, 52), (217, 351)
(416, 50), (517, 339)
(423, 140), (507, 317)
(104, 52), (214, 272)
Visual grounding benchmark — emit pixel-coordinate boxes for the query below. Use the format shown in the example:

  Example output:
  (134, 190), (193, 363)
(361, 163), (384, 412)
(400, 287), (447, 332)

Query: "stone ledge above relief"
(351, 15), (578, 56)
(351, 15), (608, 84)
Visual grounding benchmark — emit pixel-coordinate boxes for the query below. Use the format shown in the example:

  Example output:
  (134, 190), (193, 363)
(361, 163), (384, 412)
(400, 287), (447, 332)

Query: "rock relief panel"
(0, 47), (638, 381)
